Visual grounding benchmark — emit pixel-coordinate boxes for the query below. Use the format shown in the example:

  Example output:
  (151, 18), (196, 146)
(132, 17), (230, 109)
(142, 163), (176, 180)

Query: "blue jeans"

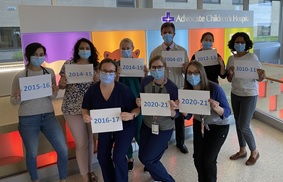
(231, 93), (258, 151)
(18, 112), (68, 180)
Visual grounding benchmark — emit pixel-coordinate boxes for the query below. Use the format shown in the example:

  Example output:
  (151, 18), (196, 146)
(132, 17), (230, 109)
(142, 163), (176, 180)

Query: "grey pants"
(231, 93), (258, 151)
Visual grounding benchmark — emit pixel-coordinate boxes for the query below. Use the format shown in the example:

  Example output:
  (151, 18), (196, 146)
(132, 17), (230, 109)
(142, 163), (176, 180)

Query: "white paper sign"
(234, 60), (259, 79)
(140, 93), (171, 116)
(178, 90), (210, 115)
(195, 49), (218, 66)
(90, 108), (123, 133)
(19, 74), (52, 101)
(120, 58), (144, 77)
(65, 64), (94, 84)
(162, 51), (185, 67)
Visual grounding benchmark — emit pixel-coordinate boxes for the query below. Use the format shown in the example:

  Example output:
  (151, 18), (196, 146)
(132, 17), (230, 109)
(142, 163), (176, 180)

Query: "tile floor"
(63, 118), (283, 182)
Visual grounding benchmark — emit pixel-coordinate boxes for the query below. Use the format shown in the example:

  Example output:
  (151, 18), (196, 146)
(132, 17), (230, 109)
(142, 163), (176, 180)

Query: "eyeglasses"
(151, 66), (164, 71)
(187, 71), (200, 76)
(100, 70), (116, 75)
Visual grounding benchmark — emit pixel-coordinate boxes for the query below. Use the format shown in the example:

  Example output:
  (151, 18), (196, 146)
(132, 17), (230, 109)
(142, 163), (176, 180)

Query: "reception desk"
(0, 97), (77, 179)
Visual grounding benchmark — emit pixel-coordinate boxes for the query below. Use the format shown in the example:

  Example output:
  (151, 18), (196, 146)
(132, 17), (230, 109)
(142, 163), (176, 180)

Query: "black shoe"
(177, 144), (188, 154)
(128, 160), (134, 171)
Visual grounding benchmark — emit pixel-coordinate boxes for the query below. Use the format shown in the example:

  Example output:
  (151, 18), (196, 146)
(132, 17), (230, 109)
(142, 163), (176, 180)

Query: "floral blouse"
(60, 60), (96, 115)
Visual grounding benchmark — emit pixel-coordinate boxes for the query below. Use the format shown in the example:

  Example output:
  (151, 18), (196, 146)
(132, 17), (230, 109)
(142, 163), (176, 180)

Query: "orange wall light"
(0, 131), (24, 166)
(189, 28), (225, 62)
(91, 31), (146, 63)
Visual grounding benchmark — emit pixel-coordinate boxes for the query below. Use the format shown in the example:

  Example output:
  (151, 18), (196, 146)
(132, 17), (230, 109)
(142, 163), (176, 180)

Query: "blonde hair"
(119, 38), (134, 49)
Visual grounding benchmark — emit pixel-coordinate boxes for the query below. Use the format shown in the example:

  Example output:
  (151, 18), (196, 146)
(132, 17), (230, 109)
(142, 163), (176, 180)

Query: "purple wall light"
(21, 32), (91, 64)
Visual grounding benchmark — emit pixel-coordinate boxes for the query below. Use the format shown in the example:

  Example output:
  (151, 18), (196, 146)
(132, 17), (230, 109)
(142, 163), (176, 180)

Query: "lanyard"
(152, 78), (166, 122)
(25, 66), (49, 77)
(200, 115), (205, 137)
(151, 78), (166, 93)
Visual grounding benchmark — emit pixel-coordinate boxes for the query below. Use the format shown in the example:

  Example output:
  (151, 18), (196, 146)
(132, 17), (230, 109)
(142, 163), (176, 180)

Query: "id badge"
(152, 122), (159, 135)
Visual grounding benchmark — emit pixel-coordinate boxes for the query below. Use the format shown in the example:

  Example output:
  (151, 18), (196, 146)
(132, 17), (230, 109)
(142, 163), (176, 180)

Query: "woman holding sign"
(183, 61), (230, 182)
(116, 38), (145, 171)
(81, 58), (140, 182)
(137, 55), (179, 182)
(58, 38), (99, 182)
(227, 32), (265, 166)
(10, 42), (68, 182)
(190, 32), (226, 84)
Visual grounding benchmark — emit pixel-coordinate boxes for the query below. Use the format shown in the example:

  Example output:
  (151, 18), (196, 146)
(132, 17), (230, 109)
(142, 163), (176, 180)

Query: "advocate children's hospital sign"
(162, 11), (251, 24)
(19, 6), (253, 33)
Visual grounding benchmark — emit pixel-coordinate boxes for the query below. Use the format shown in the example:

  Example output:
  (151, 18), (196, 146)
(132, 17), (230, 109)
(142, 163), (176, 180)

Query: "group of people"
(10, 22), (266, 182)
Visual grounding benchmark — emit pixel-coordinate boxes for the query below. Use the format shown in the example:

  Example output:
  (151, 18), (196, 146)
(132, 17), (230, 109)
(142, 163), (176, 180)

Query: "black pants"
(193, 119), (229, 182)
(175, 114), (185, 146)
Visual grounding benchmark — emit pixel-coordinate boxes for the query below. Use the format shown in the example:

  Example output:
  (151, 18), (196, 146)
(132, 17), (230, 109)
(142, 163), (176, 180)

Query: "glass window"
(203, 0), (220, 4)
(259, 0), (271, 4)
(203, 0), (241, 10)
(166, 0), (188, 2)
(117, 0), (135, 7)
(0, 27), (21, 49)
(250, 0), (280, 42)
(232, 0), (243, 5)
(0, 27), (22, 63)
(257, 23), (271, 36)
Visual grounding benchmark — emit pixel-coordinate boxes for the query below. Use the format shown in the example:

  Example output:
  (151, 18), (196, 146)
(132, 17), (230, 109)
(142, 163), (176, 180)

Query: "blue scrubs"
(82, 81), (137, 182)
(138, 76), (178, 182)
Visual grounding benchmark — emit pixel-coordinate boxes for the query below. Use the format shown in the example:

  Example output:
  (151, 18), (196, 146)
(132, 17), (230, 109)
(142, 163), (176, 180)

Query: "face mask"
(234, 43), (246, 53)
(100, 72), (115, 85)
(150, 69), (164, 80)
(202, 41), (213, 50)
(30, 56), (45, 67)
(186, 74), (201, 86)
(121, 49), (132, 58)
(78, 50), (91, 59)
(162, 33), (173, 44)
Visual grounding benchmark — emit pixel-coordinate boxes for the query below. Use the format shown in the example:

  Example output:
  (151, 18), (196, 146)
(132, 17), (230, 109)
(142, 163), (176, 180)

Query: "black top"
(191, 49), (226, 84)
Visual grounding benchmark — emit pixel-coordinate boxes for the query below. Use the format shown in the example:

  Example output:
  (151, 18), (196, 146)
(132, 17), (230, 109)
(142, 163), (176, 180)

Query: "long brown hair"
(184, 61), (210, 91)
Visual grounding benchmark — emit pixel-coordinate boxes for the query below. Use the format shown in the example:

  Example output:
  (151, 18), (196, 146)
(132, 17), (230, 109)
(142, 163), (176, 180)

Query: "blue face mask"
(202, 41), (213, 50)
(186, 74), (201, 86)
(30, 56), (45, 67)
(121, 49), (132, 58)
(78, 50), (91, 59)
(162, 33), (173, 44)
(100, 72), (115, 85)
(150, 69), (164, 80)
(234, 43), (246, 53)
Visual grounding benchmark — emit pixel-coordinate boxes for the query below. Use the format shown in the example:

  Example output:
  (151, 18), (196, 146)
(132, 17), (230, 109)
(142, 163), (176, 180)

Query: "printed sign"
(178, 89), (210, 115)
(140, 93), (171, 116)
(195, 49), (218, 66)
(234, 60), (259, 80)
(90, 108), (123, 133)
(65, 64), (94, 84)
(120, 58), (144, 77)
(19, 74), (52, 101)
(162, 51), (185, 67)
